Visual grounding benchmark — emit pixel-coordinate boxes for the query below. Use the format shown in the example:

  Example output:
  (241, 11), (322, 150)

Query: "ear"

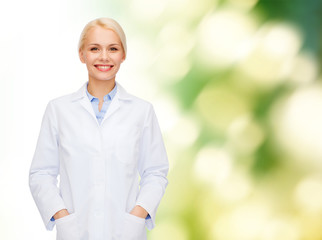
(121, 53), (126, 63)
(79, 49), (85, 63)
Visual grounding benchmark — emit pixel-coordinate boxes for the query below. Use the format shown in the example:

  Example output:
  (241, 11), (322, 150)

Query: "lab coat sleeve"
(29, 101), (66, 231)
(136, 104), (169, 230)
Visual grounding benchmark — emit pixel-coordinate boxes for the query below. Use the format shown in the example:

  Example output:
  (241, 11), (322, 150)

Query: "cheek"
(84, 55), (96, 66)
(115, 55), (125, 64)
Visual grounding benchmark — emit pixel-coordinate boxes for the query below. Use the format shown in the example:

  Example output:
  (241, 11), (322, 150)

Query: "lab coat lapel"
(72, 83), (98, 123)
(101, 82), (132, 124)
(104, 96), (120, 121)
(72, 82), (132, 125)
(79, 97), (98, 122)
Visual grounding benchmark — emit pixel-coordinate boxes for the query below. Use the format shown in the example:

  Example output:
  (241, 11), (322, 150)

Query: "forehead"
(85, 26), (121, 45)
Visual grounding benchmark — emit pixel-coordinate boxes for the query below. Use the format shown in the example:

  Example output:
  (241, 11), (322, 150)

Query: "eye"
(90, 47), (99, 51)
(110, 47), (118, 51)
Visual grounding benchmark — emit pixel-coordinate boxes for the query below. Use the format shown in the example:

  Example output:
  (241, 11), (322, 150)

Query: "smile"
(95, 65), (113, 72)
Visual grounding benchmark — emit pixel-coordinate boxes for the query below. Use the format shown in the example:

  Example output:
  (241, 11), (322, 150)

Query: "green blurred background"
(1, 0), (322, 239)
(112, 0), (322, 239)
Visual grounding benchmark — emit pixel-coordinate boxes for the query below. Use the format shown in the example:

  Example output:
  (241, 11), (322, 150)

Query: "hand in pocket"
(120, 213), (146, 240)
(56, 213), (80, 240)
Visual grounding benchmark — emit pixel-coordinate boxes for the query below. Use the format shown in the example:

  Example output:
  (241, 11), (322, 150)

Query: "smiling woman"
(29, 17), (169, 240)
(79, 26), (126, 111)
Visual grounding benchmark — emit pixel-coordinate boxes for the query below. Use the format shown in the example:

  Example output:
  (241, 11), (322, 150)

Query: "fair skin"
(54, 26), (148, 220)
(79, 26), (125, 110)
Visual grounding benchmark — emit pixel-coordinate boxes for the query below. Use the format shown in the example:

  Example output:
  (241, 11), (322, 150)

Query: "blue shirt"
(86, 84), (117, 124)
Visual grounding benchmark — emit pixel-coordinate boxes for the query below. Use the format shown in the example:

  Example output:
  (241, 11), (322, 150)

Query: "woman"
(29, 17), (169, 240)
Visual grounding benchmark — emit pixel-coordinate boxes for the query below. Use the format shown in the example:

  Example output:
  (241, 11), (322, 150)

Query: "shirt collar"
(71, 82), (132, 102)
(85, 83), (118, 102)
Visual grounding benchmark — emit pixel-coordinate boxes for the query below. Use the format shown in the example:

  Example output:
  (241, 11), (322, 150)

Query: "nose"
(100, 50), (111, 61)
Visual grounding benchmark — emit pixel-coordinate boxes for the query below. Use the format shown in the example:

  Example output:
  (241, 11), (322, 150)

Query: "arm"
(135, 104), (169, 230)
(29, 101), (67, 230)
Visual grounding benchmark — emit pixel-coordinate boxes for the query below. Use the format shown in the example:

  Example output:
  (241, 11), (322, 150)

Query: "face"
(79, 26), (125, 83)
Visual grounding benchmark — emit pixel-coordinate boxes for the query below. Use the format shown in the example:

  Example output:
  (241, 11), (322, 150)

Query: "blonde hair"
(78, 17), (127, 57)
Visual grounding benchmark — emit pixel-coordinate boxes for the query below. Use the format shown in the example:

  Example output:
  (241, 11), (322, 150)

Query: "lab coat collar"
(71, 82), (133, 125)
(71, 82), (133, 102)
(115, 82), (133, 101)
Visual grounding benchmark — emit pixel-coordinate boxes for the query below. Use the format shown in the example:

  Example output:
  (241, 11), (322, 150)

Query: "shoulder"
(128, 93), (152, 108)
(48, 83), (87, 107)
(117, 83), (153, 109)
(47, 92), (76, 107)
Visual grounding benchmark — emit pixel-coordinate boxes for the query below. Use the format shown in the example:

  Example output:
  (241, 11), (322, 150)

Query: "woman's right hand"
(54, 209), (69, 220)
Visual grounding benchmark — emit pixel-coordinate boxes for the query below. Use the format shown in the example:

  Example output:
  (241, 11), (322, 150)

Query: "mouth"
(95, 64), (114, 72)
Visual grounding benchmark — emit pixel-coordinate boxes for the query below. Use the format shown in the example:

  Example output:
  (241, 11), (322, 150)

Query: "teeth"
(97, 65), (112, 70)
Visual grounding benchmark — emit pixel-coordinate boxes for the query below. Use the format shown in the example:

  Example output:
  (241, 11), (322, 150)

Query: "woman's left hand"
(130, 205), (148, 219)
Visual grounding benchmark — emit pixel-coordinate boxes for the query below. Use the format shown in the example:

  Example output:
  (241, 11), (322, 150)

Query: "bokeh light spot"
(196, 84), (250, 132)
(272, 85), (322, 167)
(216, 169), (253, 203)
(288, 51), (318, 84)
(261, 218), (300, 240)
(227, 114), (265, 155)
(198, 9), (256, 68)
(238, 22), (302, 87)
(294, 175), (322, 213)
(194, 145), (232, 186)
(155, 22), (194, 81)
(227, 0), (259, 10)
(165, 115), (200, 148)
(213, 203), (271, 240)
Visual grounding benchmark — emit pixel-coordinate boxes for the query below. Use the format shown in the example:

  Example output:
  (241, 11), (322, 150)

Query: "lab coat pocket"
(55, 213), (80, 240)
(114, 126), (140, 165)
(120, 213), (146, 240)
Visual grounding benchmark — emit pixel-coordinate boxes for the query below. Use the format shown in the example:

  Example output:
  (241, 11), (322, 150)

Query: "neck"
(87, 79), (116, 102)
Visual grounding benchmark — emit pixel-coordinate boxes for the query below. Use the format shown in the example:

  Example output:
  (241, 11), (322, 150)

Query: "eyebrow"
(88, 43), (121, 47)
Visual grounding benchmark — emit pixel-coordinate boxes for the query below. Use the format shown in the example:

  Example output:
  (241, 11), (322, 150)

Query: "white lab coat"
(29, 82), (169, 240)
